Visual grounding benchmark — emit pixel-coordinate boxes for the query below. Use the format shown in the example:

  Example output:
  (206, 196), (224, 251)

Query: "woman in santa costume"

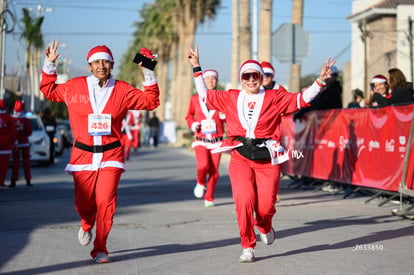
(0, 99), (17, 187)
(40, 38), (160, 263)
(185, 69), (226, 207)
(188, 45), (335, 262)
(10, 100), (33, 188)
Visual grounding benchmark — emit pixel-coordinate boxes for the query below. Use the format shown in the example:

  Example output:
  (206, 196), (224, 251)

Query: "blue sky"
(5, 0), (352, 86)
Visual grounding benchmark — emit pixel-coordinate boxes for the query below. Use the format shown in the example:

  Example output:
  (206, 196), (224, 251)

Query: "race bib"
(201, 119), (216, 134)
(88, 114), (111, 136)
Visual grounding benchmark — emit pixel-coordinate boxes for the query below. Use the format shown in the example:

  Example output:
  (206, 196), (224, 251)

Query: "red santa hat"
(14, 100), (24, 113)
(260, 61), (274, 75)
(203, 69), (219, 80)
(87, 45), (114, 63)
(0, 99), (5, 110)
(239, 60), (264, 82)
(370, 74), (387, 83)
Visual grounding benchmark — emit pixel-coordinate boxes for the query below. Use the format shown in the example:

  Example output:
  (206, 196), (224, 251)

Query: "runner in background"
(0, 99), (17, 187)
(185, 69), (226, 207)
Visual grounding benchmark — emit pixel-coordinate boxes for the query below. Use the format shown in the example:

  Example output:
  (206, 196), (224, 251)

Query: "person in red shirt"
(185, 69), (226, 207)
(10, 100), (33, 188)
(188, 45), (335, 262)
(0, 99), (17, 187)
(40, 38), (160, 263)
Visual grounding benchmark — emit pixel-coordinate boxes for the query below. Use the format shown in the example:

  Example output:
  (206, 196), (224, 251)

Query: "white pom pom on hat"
(239, 60), (264, 82)
(87, 45), (114, 63)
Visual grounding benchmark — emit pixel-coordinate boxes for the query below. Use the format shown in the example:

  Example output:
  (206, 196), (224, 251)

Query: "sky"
(5, 0), (353, 86)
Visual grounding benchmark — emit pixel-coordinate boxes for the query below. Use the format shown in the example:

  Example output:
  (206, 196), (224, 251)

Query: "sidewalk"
(0, 146), (413, 275)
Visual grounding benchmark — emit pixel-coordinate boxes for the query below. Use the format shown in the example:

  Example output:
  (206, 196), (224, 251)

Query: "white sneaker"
(239, 248), (255, 262)
(193, 183), (205, 199)
(78, 227), (92, 246)
(204, 200), (214, 207)
(260, 227), (275, 245)
(95, 252), (111, 263)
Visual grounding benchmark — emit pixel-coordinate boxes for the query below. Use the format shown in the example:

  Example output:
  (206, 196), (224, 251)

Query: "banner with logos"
(281, 104), (414, 192)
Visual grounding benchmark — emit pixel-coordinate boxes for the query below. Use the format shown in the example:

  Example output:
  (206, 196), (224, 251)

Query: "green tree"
(21, 8), (44, 112)
(119, 0), (220, 128)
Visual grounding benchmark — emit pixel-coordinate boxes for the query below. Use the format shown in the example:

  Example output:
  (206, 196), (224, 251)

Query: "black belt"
(74, 140), (121, 153)
(235, 136), (268, 146)
(195, 136), (223, 143)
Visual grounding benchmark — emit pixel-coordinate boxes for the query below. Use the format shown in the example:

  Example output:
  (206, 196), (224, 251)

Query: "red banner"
(281, 104), (414, 192)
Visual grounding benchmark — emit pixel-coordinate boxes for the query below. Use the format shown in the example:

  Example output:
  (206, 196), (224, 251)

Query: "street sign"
(272, 23), (310, 64)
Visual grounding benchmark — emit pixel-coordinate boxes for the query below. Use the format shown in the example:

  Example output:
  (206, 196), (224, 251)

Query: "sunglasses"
(241, 72), (262, 81)
(264, 72), (273, 78)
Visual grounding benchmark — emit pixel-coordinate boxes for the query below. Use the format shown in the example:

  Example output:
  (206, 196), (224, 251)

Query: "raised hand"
(188, 45), (200, 67)
(44, 38), (60, 63)
(319, 57), (336, 81)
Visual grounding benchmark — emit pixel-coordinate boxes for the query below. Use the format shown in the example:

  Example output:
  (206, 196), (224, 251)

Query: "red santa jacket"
(40, 72), (159, 174)
(0, 111), (17, 154)
(185, 94), (225, 147)
(13, 113), (32, 148)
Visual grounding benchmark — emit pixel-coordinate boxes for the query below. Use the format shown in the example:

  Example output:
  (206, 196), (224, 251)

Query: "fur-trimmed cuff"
(43, 59), (57, 75)
(191, 122), (201, 132)
(142, 69), (157, 86)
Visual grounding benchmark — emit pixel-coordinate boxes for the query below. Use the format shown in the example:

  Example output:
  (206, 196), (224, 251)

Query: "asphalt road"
(0, 146), (413, 275)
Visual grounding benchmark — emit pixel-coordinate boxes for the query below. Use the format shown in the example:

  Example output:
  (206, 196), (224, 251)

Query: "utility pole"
(26, 4), (53, 112)
(252, 0), (258, 60)
(290, 0), (303, 92)
(359, 20), (369, 96)
(409, 16), (413, 84)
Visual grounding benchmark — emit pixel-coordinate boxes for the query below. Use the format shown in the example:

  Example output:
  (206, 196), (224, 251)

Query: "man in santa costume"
(40, 38), (159, 263)
(10, 100), (33, 188)
(260, 61), (285, 92)
(185, 69), (226, 207)
(0, 99), (17, 187)
(188, 45), (335, 262)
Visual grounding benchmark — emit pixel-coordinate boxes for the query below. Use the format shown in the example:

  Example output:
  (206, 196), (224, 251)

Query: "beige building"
(346, 0), (414, 105)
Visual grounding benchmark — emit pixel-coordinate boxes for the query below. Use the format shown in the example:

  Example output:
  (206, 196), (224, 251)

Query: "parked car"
(27, 114), (51, 164)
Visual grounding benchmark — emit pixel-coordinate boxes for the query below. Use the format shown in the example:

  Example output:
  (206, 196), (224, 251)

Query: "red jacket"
(0, 111), (17, 153)
(13, 114), (32, 148)
(185, 94), (226, 140)
(40, 72), (160, 174)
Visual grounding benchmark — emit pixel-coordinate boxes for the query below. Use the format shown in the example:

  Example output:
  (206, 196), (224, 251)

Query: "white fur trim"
(302, 81), (322, 103)
(203, 70), (218, 79)
(263, 67), (274, 74)
(191, 122), (201, 132)
(87, 52), (113, 63)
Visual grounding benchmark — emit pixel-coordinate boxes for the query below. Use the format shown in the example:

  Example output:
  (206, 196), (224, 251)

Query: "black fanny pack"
(234, 136), (271, 160)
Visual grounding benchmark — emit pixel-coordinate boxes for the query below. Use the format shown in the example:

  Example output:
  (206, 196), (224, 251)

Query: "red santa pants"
(228, 150), (280, 249)
(73, 167), (122, 258)
(0, 154), (11, 185)
(121, 134), (133, 159)
(11, 147), (31, 181)
(194, 145), (221, 202)
(131, 129), (139, 149)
